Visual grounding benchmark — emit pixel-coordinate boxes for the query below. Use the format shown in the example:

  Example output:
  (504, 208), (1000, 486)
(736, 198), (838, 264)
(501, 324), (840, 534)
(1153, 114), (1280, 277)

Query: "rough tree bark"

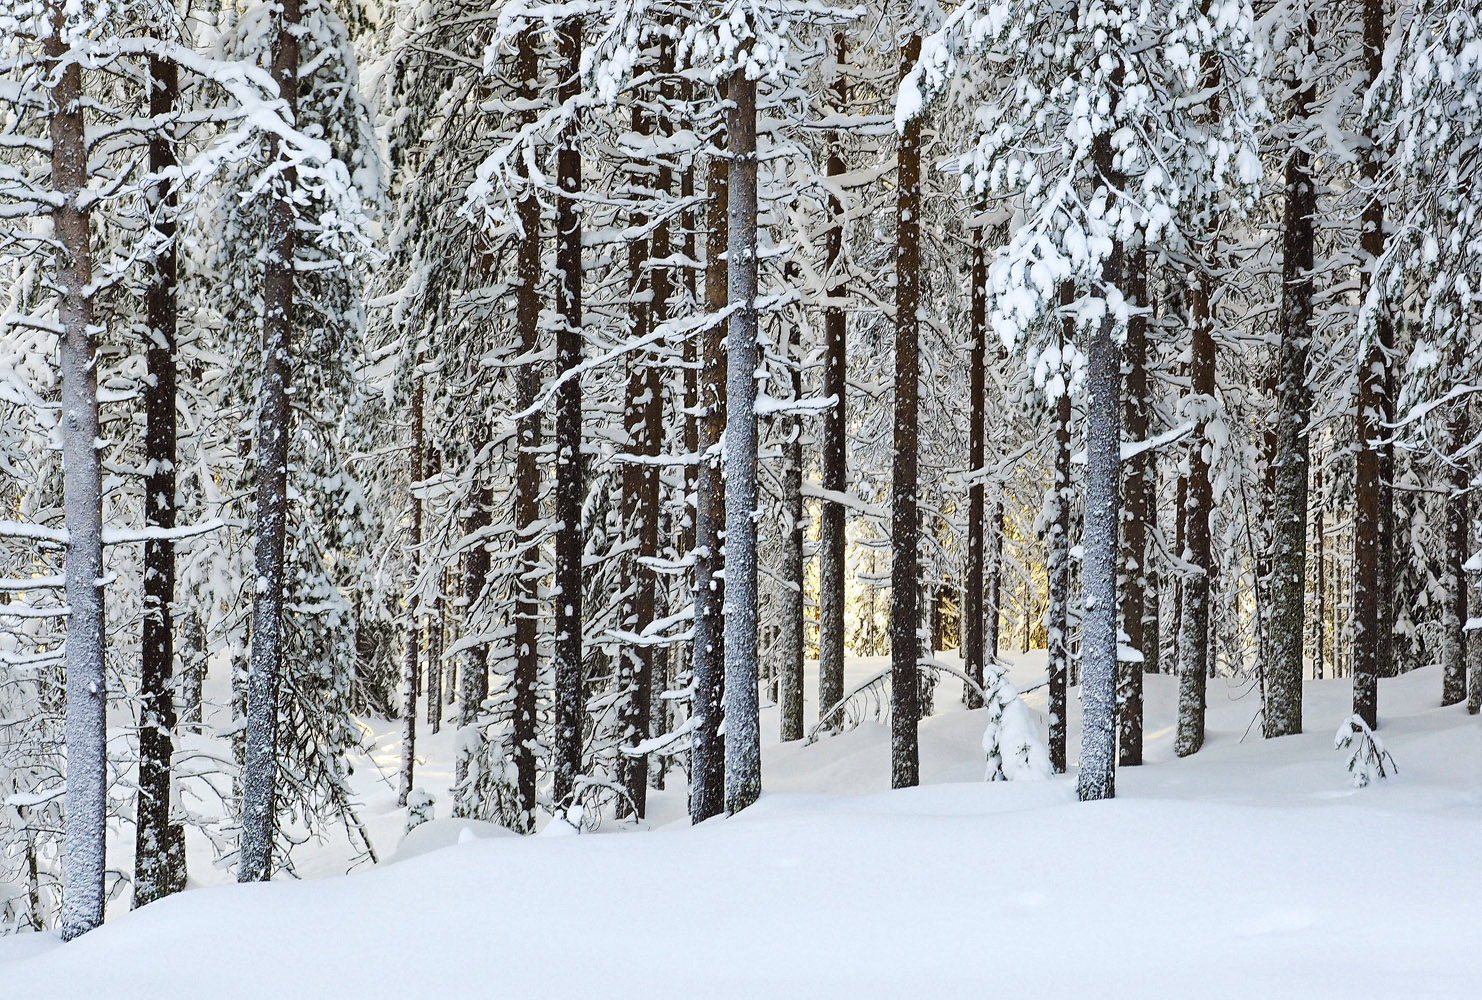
(1266, 46), (1316, 737)
(723, 68), (762, 814)
(1441, 376), (1469, 706)
(551, 14), (585, 808)
(1048, 283), (1073, 775)
(240, 0), (300, 883)
(135, 44), (185, 907)
(890, 34), (923, 790)
(690, 138), (728, 824)
(964, 212), (988, 710)
(397, 374), (424, 808)
(1118, 243), (1148, 766)
(818, 31), (849, 730)
(779, 303), (805, 742)
(49, 1), (107, 937)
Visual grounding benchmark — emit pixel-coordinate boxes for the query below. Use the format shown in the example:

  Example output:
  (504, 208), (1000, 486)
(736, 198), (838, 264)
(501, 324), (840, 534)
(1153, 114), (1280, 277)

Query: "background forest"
(2, 0), (1480, 946)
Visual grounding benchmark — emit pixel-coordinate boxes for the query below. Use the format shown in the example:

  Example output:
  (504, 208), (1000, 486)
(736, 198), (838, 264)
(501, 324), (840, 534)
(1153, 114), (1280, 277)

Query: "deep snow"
(2, 653), (1478, 998)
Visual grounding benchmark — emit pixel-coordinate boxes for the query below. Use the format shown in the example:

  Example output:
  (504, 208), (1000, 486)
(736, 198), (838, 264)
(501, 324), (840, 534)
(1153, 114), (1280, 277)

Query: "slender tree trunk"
(986, 499), (1004, 668)
(1077, 134), (1122, 799)
(426, 587), (443, 733)
(454, 469), (492, 815)
(723, 68), (761, 814)
(1442, 390), (1469, 706)
(240, 0), (300, 883)
(1118, 244), (1148, 766)
(510, 31), (542, 832)
(1267, 56), (1317, 737)
(1353, 0), (1387, 724)
(1175, 263), (1215, 757)
(890, 34), (923, 790)
(779, 312), (805, 742)
(690, 141), (728, 824)
(1314, 456), (1325, 680)
(964, 214), (988, 710)
(397, 375), (424, 808)
(1048, 283), (1073, 775)
(552, 14), (585, 809)
(818, 32), (849, 729)
(136, 47), (184, 907)
(181, 609), (205, 729)
(49, 4), (105, 937)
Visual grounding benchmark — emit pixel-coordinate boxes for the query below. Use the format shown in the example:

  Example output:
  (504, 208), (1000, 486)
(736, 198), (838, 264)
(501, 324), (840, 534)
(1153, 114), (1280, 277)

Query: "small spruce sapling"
(1334, 716), (1396, 788)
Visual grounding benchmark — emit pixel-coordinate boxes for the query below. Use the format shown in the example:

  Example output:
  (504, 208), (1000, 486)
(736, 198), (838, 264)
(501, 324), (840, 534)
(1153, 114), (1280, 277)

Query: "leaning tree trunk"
(1048, 282), (1074, 775)
(723, 67), (762, 815)
(1076, 127), (1122, 801)
(890, 34), (923, 791)
(1118, 243), (1149, 766)
(1175, 260), (1216, 757)
(240, 0), (300, 884)
(49, 6), (106, 938)
(551, 13), (585, 809)
(690, 141), (728, 824)
(1266, 54), (1317, 738)
(818, 30), (849, 730)
(964, 212), (988, 710)
(135, 45), (185, 907)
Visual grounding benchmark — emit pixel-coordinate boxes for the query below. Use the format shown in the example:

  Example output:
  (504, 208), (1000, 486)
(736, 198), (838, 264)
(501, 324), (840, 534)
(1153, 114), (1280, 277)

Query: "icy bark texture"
(50, 11), (107, 937)
(1266, 63), (1316, 737)
(723, 70), (761, 814)
(690, 152), (728, 824)
(240, 0), (300, 882)
(1076, 220), (1121, 803)
(890, 34), (923, 791)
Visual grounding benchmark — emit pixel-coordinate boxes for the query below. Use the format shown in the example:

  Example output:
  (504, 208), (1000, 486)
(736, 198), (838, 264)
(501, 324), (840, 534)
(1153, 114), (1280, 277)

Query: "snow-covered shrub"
(982, 666), (1051, 781)
(1334, 716), (1397, 788)
(406, 789), (436, 833)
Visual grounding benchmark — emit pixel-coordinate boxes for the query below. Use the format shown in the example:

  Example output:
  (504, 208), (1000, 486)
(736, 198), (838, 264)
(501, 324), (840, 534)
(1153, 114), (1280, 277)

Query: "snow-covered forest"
(2, 0), (1480, 991)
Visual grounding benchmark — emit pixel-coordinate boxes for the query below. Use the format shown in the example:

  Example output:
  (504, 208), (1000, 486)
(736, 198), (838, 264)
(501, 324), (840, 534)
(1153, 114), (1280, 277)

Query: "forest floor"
(2, 652), (1478, 997)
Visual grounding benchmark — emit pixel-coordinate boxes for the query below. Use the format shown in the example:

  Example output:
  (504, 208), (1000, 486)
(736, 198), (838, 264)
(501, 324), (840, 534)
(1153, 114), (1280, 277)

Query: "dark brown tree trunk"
(1175, 262), (1215, 757)
(135, 46), (185, 907)
(397, 374), (424, 808)
(1048, 282), (1073, 775)
(1118, 244), (1148, 766)
(551, 14), (585, 809)
(690, 134), (728, 824)
(890, 34), (923, 791)
(964, 214), (988, 710)
(779, 309), (805, 742)
(818, 31), (849, 730)
(1442, 383), (1469, 706)
(240, 0), (299, 883)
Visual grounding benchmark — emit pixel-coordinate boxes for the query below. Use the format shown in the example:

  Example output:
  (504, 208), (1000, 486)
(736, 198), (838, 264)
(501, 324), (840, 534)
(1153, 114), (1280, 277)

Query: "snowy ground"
(3, 653), (1479, 997)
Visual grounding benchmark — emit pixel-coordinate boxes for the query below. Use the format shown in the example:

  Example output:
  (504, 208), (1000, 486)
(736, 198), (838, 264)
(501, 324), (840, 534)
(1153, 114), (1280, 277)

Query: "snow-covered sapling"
(1334, 716), (1396, 788)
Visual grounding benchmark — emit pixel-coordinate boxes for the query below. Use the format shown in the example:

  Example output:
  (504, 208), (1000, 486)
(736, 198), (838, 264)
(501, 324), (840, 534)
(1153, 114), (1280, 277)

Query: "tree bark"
(779, 308), (805, 742)
(135, 45), (184, 907)
(1175, 262), (1215, 757)
(1442, 388), (1469, 706)
(397, 374), (424, 808)
(689, 140), (728, 824)
(1118, 244), (1148, 765)
(240, 0), (300, 883)
(723, 68), (761, 814)
(818, 31), (849, 730)
(552, 14), (585, 809)
(890, 34), (923, 791)
(964, 214), (988, 710)
(49, 1), (106, 937)
(1048, 282), (1073, 775)
(1266, 54), (1317, 737)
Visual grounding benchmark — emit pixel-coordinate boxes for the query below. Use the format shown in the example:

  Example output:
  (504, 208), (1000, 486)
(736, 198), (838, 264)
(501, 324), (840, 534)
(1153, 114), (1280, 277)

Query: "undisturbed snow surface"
(3, 654), (1479, 998)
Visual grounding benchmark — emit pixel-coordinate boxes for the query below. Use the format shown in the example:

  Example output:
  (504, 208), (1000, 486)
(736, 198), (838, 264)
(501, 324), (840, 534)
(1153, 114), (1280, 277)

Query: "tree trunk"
(49, 3), (106, 937)
(510, 30), (542, 832)
(1266, 57), (1317, 738)
(818, 31), (849, 730)
(551, 14), (585, 809)
(1442, 390), (1469, 706)
(136, 46), (184, 907)
(690, 142), (728, 824)
(890, 34), (923, 791)
(1118, 244), (1148, 766)
(1175, 262), (1215, 757)
(964, 214), (987, 709)
(779, 311), (805, 742)
(723, 68), (761, 814)
(1353, 0), (1387, 725)
(1076, 132), (1122, 800)
(1048, 282), (1073, 776)
(397, 375), (424, 808)
(240, 0), (300, 883)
